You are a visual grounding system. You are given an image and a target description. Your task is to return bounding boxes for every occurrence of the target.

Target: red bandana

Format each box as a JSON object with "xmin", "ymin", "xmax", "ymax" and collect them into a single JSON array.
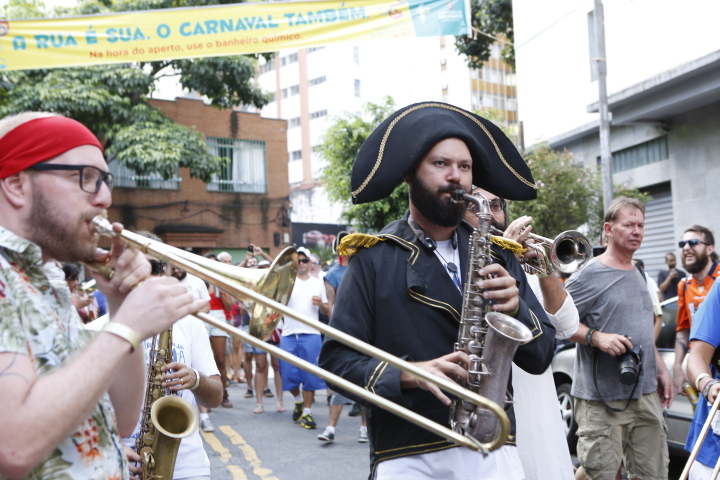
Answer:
[{"xmin": 0, "ymin": 116, "xmax": 104, "ymax": 179}]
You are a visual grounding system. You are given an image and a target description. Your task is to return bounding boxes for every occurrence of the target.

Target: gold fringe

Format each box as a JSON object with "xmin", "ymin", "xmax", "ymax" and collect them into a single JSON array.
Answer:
[
  {"xmin": 491, "ymin": 235, "xmax": 526, "ymax": 256},
  {"xmin": 338, "ymin": 233, "xmax": 387, "ymax": 257}
]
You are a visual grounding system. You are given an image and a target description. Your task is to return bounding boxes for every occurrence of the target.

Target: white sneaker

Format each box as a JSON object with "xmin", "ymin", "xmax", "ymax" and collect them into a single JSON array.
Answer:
[
  {"xmin": 318, "ymin": 427, "xmax": 335, "ymax": 442},
  {"xmin": 358, "ymin": 429, "xmax": 368, "ymax": 443},
  {"xmin": 200, "ymin": 418, "xmax": 215, "ymax": 432}
]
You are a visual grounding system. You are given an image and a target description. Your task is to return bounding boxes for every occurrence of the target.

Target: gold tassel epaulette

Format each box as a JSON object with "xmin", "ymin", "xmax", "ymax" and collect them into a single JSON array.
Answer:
[
  {"xmin": 338, "ymin": 233, "xmax": 387, "ymax": 257},
  {"xmin": 490, "ymin": 235, "xmax": 526, "ymax": 256}
]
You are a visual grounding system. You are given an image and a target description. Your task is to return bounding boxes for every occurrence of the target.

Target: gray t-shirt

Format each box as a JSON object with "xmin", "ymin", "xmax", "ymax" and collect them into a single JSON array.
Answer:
[{"xmin": 565, "ymin": 258, "xmax": 657, "ymax": 401}]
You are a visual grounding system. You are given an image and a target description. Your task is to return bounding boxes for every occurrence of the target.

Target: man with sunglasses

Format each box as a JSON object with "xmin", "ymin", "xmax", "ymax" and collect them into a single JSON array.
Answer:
[
  {"xmin": 0, "ymin": 112, "xmax": 205, "ymax": 479},
  {"xmin": 673, "ymin": 226, "xmax": 719, "ymax": 396},
  {"xmin": 278, "ymin": 246, "xmax": 330, "ymax": 429}
]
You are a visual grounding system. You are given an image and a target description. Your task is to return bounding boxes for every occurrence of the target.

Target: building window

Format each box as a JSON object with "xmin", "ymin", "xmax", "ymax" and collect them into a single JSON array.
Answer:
[
  {"xmin": 259, "ymin": 61, "xmax": 275, "ymax": 74},
  {"xmin": 310, "ymin": 110, "xmax": 327, "ymax": 120},
  {"xmin": 288, "ymin": 117, "xmax": 301, "ymax": 128},
  {"xmin": 354, "ymin": 79, "xmax": 361, "ymax": 98},
  {"xmin": 309, "ymin": 76, "xmax": 326, "ymax": 86},
  {"xmin": 309, "ymin": 46, "xmax": 324, "ymax": 53},
  {"xmin": 206, "ymin": 137, "xmax": 267, "ymax": 193},
  {"xmin": 281, "ymin": 85, "xmax": 299, "ymax": 98},
  {"xmin": 281, "ymin": 52, "xmax": 298, "ymax": 66},
  {"xmin": 612, "ymin": 136, "xmax": 669, "ymax": 173},
  {"xmin": 109, "ymin": 162, "xmax": 180, "ymax": 190},
  {"xmin": 268, "ymin": 92, "xmax": 276, "ymax": 103},
  {"xmin": 353, "ymin": 46, "xmax": 360, "ymax": 65},
  {"xmin": 290, "ymin": 150, "xmax": 302, "ymax": 162}
]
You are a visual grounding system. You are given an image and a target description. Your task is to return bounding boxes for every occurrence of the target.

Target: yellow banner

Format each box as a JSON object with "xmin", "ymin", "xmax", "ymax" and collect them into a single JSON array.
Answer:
[{"xmin": 0, "ymin": 0, "xmax": 470, "ymax": 71}]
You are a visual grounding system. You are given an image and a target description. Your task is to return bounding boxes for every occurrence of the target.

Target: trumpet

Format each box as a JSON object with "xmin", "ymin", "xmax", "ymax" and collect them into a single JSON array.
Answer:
[
  {"xmin": 490, "ymin": 226, "xmax": 592, "ymax": 276},
  {"xmin": 87, "ymin": 216, "xmax": 510, "ymax": 454}
]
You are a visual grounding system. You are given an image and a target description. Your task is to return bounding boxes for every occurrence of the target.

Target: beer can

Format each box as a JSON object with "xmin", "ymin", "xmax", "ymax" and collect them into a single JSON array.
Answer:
[{"xmin": 684, "ymin": 382, "xmax": 699, "ymax": 412}]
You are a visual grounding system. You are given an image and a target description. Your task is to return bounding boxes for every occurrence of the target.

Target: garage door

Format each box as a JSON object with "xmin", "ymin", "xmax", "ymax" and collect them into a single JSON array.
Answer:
[{"xmin": 634, "ymin": 185, "xmax": 675, "ymax": 283}]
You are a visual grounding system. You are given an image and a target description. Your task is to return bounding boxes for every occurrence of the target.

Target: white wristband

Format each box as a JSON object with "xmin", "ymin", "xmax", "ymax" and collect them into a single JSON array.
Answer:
[
  {"xmin": 191, "ymin": 368, "xmax": 201, "ymax": 390},
  {"xmin": 696, "ymin": 373, "xmax": 712, "ymax": 391}
]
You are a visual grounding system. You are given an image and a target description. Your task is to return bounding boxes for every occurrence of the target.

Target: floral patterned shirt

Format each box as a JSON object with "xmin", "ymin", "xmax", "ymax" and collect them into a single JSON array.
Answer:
[{"xmin": 0, "ymin": 227, "xmax": 128, "ymax": 480}]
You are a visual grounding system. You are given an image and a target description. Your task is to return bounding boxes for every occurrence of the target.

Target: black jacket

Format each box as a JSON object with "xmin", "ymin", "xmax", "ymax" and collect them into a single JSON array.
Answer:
[{"xmin": 318, "ymin": 213, "xmax": 556, "ymax": 473}]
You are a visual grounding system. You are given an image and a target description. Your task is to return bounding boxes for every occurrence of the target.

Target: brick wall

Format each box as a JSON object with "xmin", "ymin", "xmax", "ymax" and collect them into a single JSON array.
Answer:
[{"xmin": 108, "ymin": 97, "xmax": 290, "ymax": 258}]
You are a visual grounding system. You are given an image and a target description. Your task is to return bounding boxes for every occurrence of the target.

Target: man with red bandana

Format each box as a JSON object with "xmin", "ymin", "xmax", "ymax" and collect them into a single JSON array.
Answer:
[
  {"xmin": 673, "ymin": 225, "xmax": 719, "ymax": 395},
  {"xmin": 0, "ymin": 112, "xmax": 206, "ymax": 479}
]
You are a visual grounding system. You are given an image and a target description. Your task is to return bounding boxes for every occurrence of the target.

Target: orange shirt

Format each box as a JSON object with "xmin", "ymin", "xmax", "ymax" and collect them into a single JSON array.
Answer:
[{"xmin": 677, "ymin": 261, "xmax": 720, "ymax": 331}]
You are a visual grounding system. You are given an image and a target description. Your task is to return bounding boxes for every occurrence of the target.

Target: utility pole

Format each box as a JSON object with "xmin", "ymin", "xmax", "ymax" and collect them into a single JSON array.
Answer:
[{"xmin": 594, "ymin": 0, "xmax": 613, "ymax": 211}]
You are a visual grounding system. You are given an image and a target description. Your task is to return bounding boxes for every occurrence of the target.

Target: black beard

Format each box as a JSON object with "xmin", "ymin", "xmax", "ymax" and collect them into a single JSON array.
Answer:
[
  {"xmin": 684, "ymin": 253, "xmax": 709, "ymax": 274},
  {"xmin": 409, "ymin": 175, "xmax": 465, "ymax": 228},
  {"xmin": 172, "ymin": 269, "xmax": 188, "ymax": 281}
]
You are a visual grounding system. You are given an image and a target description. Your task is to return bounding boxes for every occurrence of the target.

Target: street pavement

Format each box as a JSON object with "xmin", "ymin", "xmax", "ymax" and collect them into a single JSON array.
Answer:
[
  {"xmin": 198, "ymin": 376, "xmax": 689, "ymax": 480},
  {"xmin": 199, "ymin": 378, "xmax": 371, "ymax": 480}
]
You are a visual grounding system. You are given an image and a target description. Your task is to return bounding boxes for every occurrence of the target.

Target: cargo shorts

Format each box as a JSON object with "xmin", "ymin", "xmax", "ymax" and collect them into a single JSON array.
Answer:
[{"xmin": 575, "ymin": 392, "xmax": 669, "ymax": 480}]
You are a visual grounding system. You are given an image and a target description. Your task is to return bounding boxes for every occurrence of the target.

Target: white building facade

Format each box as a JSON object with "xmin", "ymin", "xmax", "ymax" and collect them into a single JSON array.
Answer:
[
  {"xmin": 512, "ymin": 0, "xmax": 720, "ymax": 279},
  {"xmin": 256, "ymin": 36, "xmax": 518, "ymax": 227}
]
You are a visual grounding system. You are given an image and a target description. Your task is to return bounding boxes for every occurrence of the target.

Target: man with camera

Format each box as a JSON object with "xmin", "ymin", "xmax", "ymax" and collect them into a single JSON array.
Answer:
[{"xmin": 565, "ymin": 196, "xmax": 673, "ymax": 480}]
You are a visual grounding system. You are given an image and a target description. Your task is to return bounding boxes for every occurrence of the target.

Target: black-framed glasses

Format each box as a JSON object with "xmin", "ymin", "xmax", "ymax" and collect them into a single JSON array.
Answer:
[
  {"xmin": 679, "ymin": 239, "xmax": 709, "ymax": 248},
  {"xmin": 298, "ymin": 258, "xmax": 310, "ymax": 264},
  {"xmin": 29, "ymin": 164, "xmax": 114, "ymax": 194},
  {"xmin": 149, "ymin": 260, "xmax": 167, "ymax": 275},
  {"xmin": 468, "ymin": 197, "xmax": 506, "ymax": 213}
]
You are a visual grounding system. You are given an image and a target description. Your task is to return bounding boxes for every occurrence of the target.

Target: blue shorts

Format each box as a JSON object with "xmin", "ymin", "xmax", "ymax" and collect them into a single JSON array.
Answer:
[
  {"xmin": 279, "ymin": 333, "xmax": 326, "ymax": 392},
  {"xmin": 241, "ymin": 325, "xmax": 268, "ymax": 355}
]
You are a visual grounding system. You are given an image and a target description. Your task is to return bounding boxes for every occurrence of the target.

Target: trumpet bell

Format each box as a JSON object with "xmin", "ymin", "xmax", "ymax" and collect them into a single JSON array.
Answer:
[{"xmin": 550, "ymin": 231, "xmax": 593, "ymax": 274}]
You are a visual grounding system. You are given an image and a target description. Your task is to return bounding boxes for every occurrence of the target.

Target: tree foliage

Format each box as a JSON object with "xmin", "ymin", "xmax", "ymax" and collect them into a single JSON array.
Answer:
[
  {"xmin": 318, "ymin": 97, "xmax": 405, "ymax": 233},
  {"xmin": 0, "ymin": 0, "xmax": 271, "ymax": 181},
  {"xmin": 455, "ymin": 0, "xmax": 515, "ymax": 70},
  {"xmin": 506, "ymin": 144, "xmax": 652, "ymax": 242}
]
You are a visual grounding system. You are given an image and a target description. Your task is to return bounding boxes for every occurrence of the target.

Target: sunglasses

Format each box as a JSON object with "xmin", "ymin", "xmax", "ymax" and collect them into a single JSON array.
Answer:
[
  {"xmin": 149, "ymin": 260, "xmax": 167, "ymax": 275},
  {"xmin": 29, "ymin": 163, "xmax": 114, "ymax": 194},
  {"xmin": 298, "ymin": 258, "xmax": 310, "ymax": 264},
  {"xmin": 679, "ymin": 239, "xmax": 709, "ymax": 248}
]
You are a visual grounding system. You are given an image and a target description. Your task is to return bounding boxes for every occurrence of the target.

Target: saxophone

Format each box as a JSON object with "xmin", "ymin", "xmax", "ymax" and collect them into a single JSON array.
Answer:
[
  {"xmin": 449, "ymin": 190, "xmax": 533, "ymax": 445},
  {"xmin": 136, "ymin": 328, "xmax": 199, "ymax": 480}
]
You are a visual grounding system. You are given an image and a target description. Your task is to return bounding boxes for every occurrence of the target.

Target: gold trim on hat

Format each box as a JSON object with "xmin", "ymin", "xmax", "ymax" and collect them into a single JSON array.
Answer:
[{"xmin": 352, "ymin": 103, "xmax": 537, "ymax": 199}]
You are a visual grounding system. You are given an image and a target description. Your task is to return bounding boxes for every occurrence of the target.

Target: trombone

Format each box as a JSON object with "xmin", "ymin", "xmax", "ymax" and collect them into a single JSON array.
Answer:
[
  {"xmin": 680, "ymin": 394, "xmax": 720, "ymax": 480},
  {"xmin": 87, "ymin": 216, "xmax": 509, "ymax": 454}
]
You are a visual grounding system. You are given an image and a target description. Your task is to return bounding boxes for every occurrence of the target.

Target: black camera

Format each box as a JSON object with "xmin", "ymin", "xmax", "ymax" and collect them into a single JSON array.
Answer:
[{"xmin": 617, "ymin": 345, "xmax": 643, "ymax": 385}]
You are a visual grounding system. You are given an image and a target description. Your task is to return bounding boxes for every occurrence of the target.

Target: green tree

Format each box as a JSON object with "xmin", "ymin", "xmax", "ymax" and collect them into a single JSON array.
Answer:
[
  {"xmin": 0, "ymin": 0, "xmax": 271, "ymax": 181},
  {"xmin": 318, "ymin": 97, "xmax": 403, "ymax": 233},
  {"xmin": 455, "ymin": 0, "xmax": 514, "ymax": 70},
  {"xmin": 506, "ymin": 144, "xmax": 652, "ymax": 242}
]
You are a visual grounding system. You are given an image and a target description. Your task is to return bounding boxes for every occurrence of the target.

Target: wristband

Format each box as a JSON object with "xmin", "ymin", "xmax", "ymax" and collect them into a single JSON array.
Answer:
[
  {"xmin": 102, "ymin": 322, "xmax": 141, "ymax": 352},
  {"xmin": 191, "ymin": 368, "xmax": 201, "ymax": 391},
  {"xmin": 702, "ymin": 380, "xmax": 719, "ymax": 400},
  {"xmin": 696, "ymin": 373, "xmax": 712, "ymax": 391},
  {"xmin": 586, "ymin": 328, "xmax": 597, "ymax": 346}
]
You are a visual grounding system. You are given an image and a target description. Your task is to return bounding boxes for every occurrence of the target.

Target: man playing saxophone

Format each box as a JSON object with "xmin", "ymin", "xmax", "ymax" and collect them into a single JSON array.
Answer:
[
  {"xmin": 89, "ymin": 232, "xmax": 223, "ymax": 480},
  {"xmin": 318, "ymin": 103, "xmax": 556, "ymax": 480},
  {"xmin": 0, "ymin": 112, "xmax": 206, "ymax": 479}
]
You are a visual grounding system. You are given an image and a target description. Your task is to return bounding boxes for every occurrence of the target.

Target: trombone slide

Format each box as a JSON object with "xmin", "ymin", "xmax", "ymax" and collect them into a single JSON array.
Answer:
[{"xmin": 88, "ymin": 216, "xmax": 510, "ymax": 454}]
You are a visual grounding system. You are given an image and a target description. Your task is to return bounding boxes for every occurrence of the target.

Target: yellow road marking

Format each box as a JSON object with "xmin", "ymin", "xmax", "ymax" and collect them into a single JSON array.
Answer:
[
  {"xmin": 227, "ymin": 464, "xmax": 250, "ymax": 480},
  {"xmin": 200, "ymin": 430, "xmax": 233, "ymax": 463},
  {"xmin": 220, "ymin": 425, "xmax": 280, "ymax": 480}
]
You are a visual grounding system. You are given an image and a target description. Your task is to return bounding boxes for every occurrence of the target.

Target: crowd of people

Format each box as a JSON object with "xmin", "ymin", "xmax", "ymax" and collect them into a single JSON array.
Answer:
[{"xmin": 1, "ymin": 107, "xmax": 719, "ymax": 480}]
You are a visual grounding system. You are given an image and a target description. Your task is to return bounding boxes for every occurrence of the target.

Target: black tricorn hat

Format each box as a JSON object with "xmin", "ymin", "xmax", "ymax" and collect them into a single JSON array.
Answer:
[{"xmin": 350, "ymin": 102, "xmax": 537, "ymax": 204}]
